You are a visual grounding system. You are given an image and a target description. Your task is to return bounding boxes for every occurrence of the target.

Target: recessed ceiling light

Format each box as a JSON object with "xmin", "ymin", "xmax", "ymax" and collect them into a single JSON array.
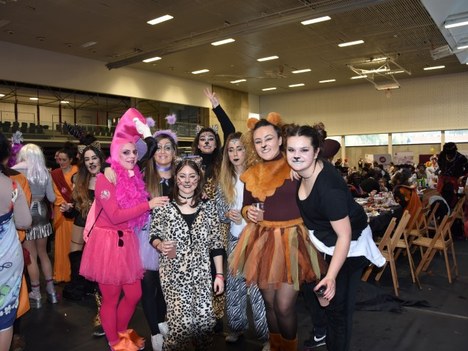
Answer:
[
  {"xmin": 262, "ymin": 87, "xmax": 277, "ymax": 91},
  {"xmin": 143, "ymin": 56, "xmax": 162, "ymax": 63},
  {"xmin": 211, "ymin": 38, "xmax": 235, "ymax": 46},
  {"xmin": 257, "ymin": 56, "xmax": 279, "ymax": 62},
  {"xmin": 29, "ymin": 97, "xmax": 39, "ymax": 101},
  {"xmin": 350, "ymin": 75, "xmax": 367, "ymax": 79},
  {"xmin": 289, "ymin": 83, "xmax": 305, "ymax": 88},
  {"xmin": 292, "ymin": 68, "xmax": 311, "ymax": 74},
  {"xmin": 301, "ymin": 16, "xmax": 331, "ymax": 25},
  {"xmin": 423, "ymin": 65, "xmax": 445, "ymax": 71},
  {"xmin": 147, "ymin": 15, "xmax": 174, "ymax": 25},
  {"xmin": 338, "ymin": 40, "xmax": 364, "ymax": 47},
  {"xmin": 60, "ymin": 100, "xmax": 70, "ymax": 104},
  {"xmin": 81, "ymin": 41, "xmax": 97, "ymax": 48},
  {"xmin": 230, "ymin": 79, "xmax": 246, "ymax": 84},
  {"xmin": 319, "ymin": 79, "xmax": 336, "ymax": 83},
  {"xmin": 191, "ymin": 69, "xmax": 209, "ymax": 74}
]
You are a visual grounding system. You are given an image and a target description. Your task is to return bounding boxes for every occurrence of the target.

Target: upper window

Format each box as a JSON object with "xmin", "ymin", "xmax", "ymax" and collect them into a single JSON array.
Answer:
[
  {"xmin": 445, "ymin": 130, "xmax": 468, "ymax": 143},
  {"xmin": 344, "ymin": 134, "xmax": 387, "ymax": 146},
  {"xmin": 392, "ymin": 131, "xmax": 441, "ymax": 145}
]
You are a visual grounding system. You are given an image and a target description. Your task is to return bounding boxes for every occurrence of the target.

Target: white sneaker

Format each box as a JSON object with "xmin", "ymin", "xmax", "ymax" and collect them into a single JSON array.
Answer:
[
  {"xmin": 151, "ymin": 334, "xmax": 164, "ymax": 351},
  {"xmin": 261, "ymin": 341, "xmax": 271, "ymax": 351},
  {"xmin": 158, "ymin": 322, "xmax": 169, "ymax": 336},
  {"xmin": 225, "ymin": 332, "xmax": 243, "ymax": 343}
]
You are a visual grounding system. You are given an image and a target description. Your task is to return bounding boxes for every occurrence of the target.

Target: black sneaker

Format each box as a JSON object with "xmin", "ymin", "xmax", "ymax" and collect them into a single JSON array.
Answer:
[
  {"xmin": 93, "ymin": 324, "xmax": 105, "ymax": 337},
  {"xmin": 303, "ymin": 333, "xmax": 326, "ymax": 349}
]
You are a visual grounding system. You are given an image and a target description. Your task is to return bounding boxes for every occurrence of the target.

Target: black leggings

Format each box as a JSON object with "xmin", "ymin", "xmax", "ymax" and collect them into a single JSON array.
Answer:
[{"xmin": 140, "ymin": 270, "xmax": 167, "ymax": 335}]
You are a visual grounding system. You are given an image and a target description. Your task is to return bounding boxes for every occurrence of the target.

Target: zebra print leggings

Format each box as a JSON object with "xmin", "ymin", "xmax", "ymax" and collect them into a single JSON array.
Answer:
[{"xmin": 226, "ymin": 236, "xmax": 269, "ymax": 342}]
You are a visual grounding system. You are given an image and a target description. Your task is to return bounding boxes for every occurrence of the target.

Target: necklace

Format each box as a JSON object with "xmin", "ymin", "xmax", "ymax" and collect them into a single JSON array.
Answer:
[
  {"xmin": 178, "ymin": 194, "xmax": 194, "ymax": 200},
  {"xmin": 301, "ymin": 159, "xmax": 318, "ymax": 180},
  {"xmin": 157, "ymin": 165, "xmax": 172, "ymax": 172}
]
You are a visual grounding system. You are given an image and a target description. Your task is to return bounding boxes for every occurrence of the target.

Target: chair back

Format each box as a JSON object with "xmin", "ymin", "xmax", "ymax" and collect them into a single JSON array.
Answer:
[{"xmin": 390, "ymin": 210, "xmax": 411, "ymax": 250}]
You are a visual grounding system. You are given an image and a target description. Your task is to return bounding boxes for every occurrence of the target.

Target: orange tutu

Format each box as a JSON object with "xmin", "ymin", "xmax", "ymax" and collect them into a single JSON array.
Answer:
[{"xmin": 229, "ymin": 218, "xmax": 326, "ymax": 290}]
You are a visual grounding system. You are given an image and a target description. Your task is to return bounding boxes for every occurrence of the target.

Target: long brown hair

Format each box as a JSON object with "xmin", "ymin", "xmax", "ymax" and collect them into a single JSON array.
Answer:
[
  {"xmin": 72, "ymin": 145, "xmax": 104, "ymax": 218},
  {"xmin": 144, "ymin": 134, "xmax": 177, "ymax": 197},
  {"xmin": 173, "ymin": 158, "xmax": 204, "ymax": 207}
]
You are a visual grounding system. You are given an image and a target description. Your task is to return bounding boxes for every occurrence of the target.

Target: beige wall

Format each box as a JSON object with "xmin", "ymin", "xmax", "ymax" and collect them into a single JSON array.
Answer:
[
  {"xmin": 1, "ymin": 40, "xmax": 467, "ymax": 165},
  {"xmin": 0, "ymin": 41, "xmax": 215, "ymax": 108},
  {"xmin": 259, "ymin": 72, "xmax": 468, "ymax": 135}
]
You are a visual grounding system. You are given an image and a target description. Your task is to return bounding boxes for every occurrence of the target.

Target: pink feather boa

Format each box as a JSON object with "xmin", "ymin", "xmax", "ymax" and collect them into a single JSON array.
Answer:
[{"xmin": 110, "ymin": 160, "xmax": 149, "ymax": 231}]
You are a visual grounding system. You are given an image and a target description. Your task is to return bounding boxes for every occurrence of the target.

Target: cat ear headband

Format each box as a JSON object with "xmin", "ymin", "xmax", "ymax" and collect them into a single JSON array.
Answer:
[
  {"xmin": 174, "ymin": 155, "xmax": 203, "ymax": 169},
  {"xmin": 195, "ymin": 124, "xmax": 219, "ymax": 135}
]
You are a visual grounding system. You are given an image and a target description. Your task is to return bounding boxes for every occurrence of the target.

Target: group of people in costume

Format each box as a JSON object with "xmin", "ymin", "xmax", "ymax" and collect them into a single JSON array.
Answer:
[{"xmin": 0, "ymin": 88, "xmax": 388, "ymax": 351}]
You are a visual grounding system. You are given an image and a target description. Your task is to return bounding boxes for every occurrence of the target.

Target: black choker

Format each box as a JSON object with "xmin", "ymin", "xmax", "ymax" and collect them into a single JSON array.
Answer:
[
  {"xmin": 179, "ymin": 194, "xmax": 194, "ymax": 200},
  {"xmin": 157, "ymin": 165, "xmax": 172, "ymax": 172}
]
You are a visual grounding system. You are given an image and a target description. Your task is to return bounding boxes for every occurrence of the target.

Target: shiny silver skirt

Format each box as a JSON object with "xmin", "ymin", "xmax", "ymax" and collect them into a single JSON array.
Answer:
[{"xmin": 26, "ymin": 199, "xmax": 53, "ymax": 240}]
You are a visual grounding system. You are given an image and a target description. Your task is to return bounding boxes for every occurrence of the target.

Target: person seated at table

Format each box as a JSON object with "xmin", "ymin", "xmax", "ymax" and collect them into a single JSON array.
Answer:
[
  {"xmin": 347, "ymin": 172, "xmax": 377, "ymax": 198},
  {"xmin": 421, "ymin": 188, "xmax": 450, "ymax": 229},
  {"xmin": 359, "ymin": 169, "xmax": 381, "ymax": 194},
  {"xmin": 391, "ymin": 171, "xmax": 422, "ymax": 220}
]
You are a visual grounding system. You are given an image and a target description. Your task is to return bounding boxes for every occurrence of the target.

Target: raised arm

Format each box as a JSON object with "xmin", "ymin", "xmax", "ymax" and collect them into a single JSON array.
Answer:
[{"xmin": 204, "ymin": 88, "xmax": 235, "ymax": 144}]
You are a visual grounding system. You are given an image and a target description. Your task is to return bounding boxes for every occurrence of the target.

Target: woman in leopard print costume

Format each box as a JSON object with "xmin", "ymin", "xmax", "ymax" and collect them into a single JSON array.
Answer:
[{"xmin": 150, "ymin": 158, "xmax": 225, "ymax": 350}]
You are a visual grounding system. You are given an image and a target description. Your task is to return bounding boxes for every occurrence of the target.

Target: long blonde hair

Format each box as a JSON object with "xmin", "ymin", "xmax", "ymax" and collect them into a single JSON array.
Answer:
[{"xmin": 218, "ymin": 132, "xmax": 245, "ymax": 206}]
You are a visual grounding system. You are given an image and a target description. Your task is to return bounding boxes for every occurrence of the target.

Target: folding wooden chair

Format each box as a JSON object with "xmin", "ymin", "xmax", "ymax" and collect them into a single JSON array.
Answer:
[
  {"xmin": 364, "ymin": 211, "xmax": 411, "ymax": 296},
  {"xmin": 413, "ymin": 213, "xmax": 459, "ymax": 283},
  {"xmin": 362, "ymin": 216, "xmax": 397, "ymax": 284},
  {"xmin": 394, "ymin": 209, "xmax": 422, "ymax": 289},
  {"xmin": 425, "ymin": 201, "xmax": 441, "ymax": 235}
]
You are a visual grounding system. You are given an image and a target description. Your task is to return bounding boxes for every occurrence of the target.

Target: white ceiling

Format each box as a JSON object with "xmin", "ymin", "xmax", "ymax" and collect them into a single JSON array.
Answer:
[{"xmin": 1, "ymin": 0, "xmax": 468, "ymax": 96}]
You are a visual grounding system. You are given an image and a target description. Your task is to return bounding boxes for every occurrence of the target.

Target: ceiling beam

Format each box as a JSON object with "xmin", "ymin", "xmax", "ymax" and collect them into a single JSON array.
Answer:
[{"xmin": 106, "ymin": 0, "xmax": 390, "ymax": 70}]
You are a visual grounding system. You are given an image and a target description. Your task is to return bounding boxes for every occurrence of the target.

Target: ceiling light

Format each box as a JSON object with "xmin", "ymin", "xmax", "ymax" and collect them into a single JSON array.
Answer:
[
  {"xmin": 143, "ymin": 56, "xmax": 162, "ymax": 63},
  {"xmin": 292, "ymin": 68, "xmax": 311, "ymax": 74},
  {"xmin": 386, "ymin": 70, "xmax": 405, "ymax": 74},
  {"xmin": 147, "ymin": 15, "xmax": 173, "ymax": 25},
  {"xmin": 230, "ymin": 79, "xmax": 246, "ymax": 84},
  {"xmin": 289, "ymin": 83, "xmax": 305, "ymax": 88},
  {"xmin": 456, "ymin": 40, "xmax": 468, "ymax": 50},
  {"xmin": 29, "ymin": 97, "xmax": 38, "ymax": 101},
  {"xmin": 211, "ymin": 38, "xmax": 235, "ymax": 46},
  {"xmin": 301, "ymin": 16, "xmax": 331, "ymax": 25},
  {"xmin": 423, "ymin": 65, "xmax": 445, "ymax": 71},
  {"xmin": 262, "ymin": 87, "xmax": 277, "ymax": 91},
  {"xmin": 375, "ymin": 82, "xmax": 400, "ymax": 90},
  {"xmin": 444, "ymin": 12, "xmax": 468, "ymax": 29},
  {"xmin": 0, "ymin": 93, "xmax": 5, "ymax": 97},
  {"xmin": 191, "ymin": 69, "xmax": 209, "ymax": 74},
  {"xmin": 338, "ymin": 40, "xmax": 364, "ymax": 47},
  {"xmin": 249, "ymin": 113, "xmax": 260, "ymax": 119},
  {"xmin": 81, "ymin": 41, "xmax": 97, "ymax": 48},
  {"xmin": 319, "ymin": 79, "xmax": 336, "ymax": 83},
  {"xmin": 60, "ymin": 100, "xmax": 70, "ymax": 104},
  {"xmin": 257, "ymin": 55, "xmax": 279, "ymax": 62},
  {"xmin": 350, "ymin": 75, "xmax": 367, "ymax": 79}
]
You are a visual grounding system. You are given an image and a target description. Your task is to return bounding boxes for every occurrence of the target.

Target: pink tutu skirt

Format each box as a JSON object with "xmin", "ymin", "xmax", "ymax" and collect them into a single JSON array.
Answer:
[{"xmin": 80, "ymin": 227, "xmax": 144, "ymax": 285}]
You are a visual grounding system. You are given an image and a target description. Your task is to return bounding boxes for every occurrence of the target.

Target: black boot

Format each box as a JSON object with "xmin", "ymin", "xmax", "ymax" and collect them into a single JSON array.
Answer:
[{"xmin": 62, "ymin": 251, "xmax": 85, "ymax": 301}]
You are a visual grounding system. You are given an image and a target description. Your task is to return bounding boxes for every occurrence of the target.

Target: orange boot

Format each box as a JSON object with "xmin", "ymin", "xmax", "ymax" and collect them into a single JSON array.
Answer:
[
  {"xmin": 118, "ymin": 329, "xmax": 145, "ymax": 350},
  {"xmin": 280, "ymin": 336, "xmax": 297, "ymax": 351},
  {"xmin": 269, "ymin": 333, "xmax": 282, "ymax": 351},
  {"xmin": 110, "ymin": 336, "xmax": 138, "ymax": 351}
]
